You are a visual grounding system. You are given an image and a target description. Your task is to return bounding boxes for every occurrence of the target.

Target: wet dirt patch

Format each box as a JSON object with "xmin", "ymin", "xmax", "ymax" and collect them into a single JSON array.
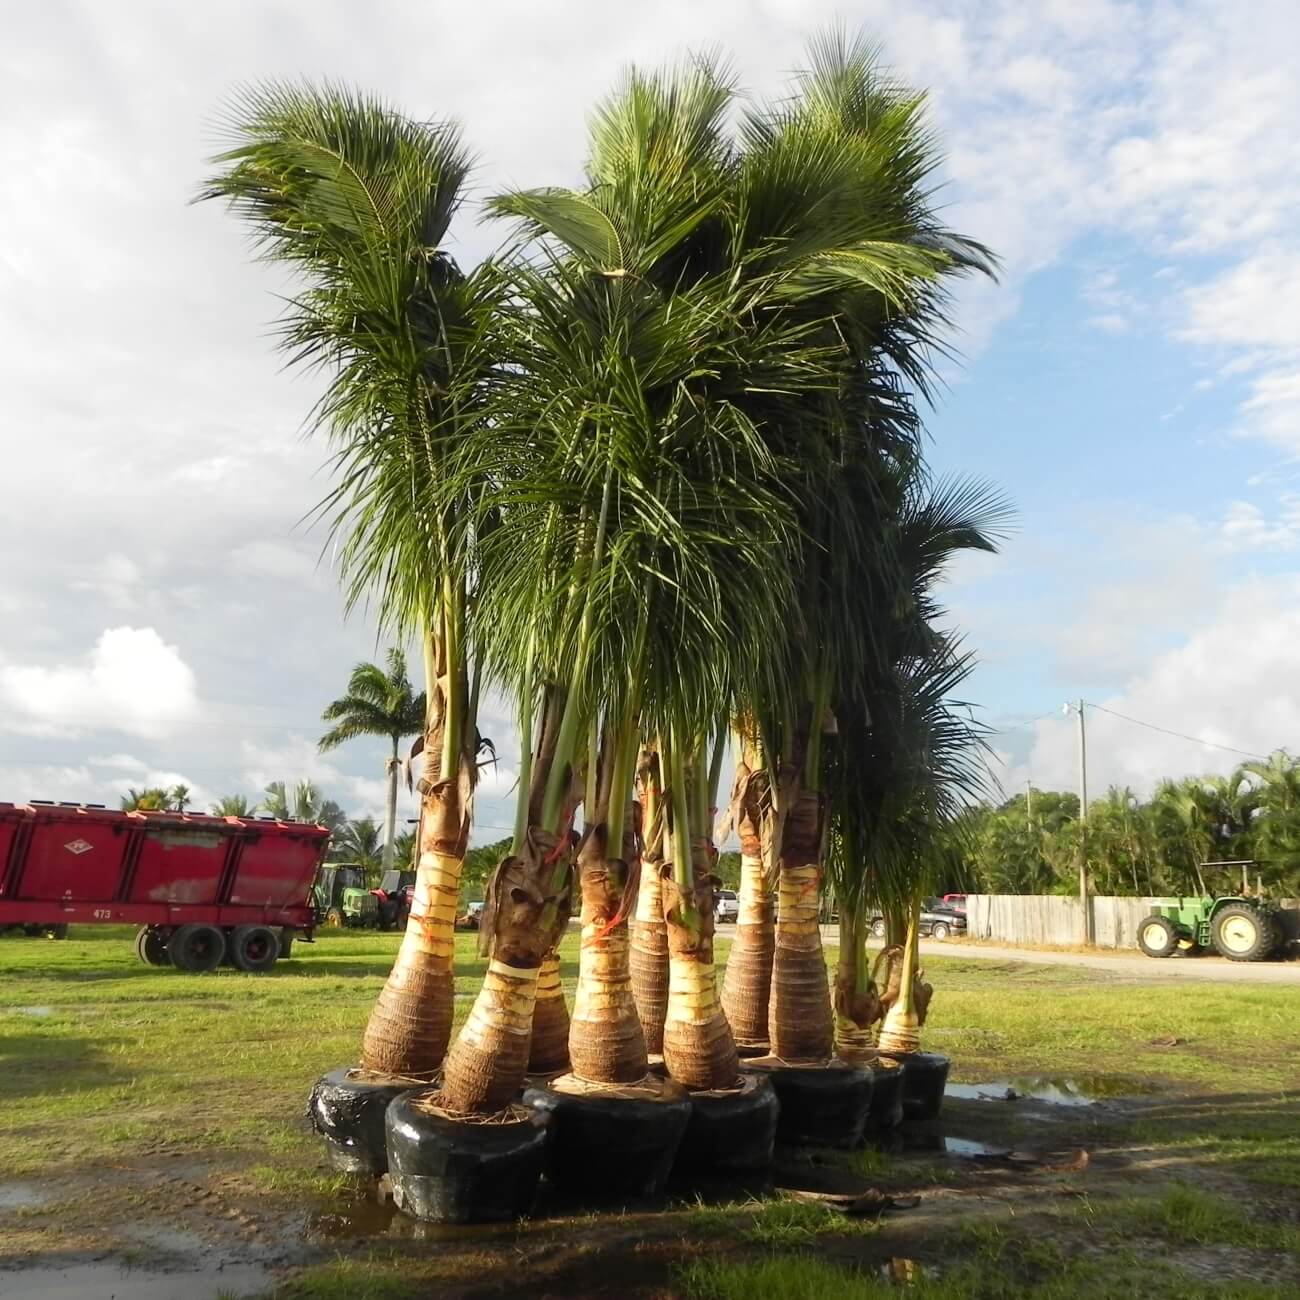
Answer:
[
  {"xmin": 0, "ymin": 1183, "xmax": 47, "ymax": 1209},
  {"xmin": 946, "ymin": 1075, "xmax": 1163, "ymax": 1106},
  {"xmin": 0, "ymin": 1256, "xmax": 269, "ymax": 1299}
]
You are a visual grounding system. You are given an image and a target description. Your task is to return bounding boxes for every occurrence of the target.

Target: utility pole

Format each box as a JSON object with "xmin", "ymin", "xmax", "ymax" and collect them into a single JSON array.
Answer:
[{"xmin": 1072, "ymin": 699, "xmax": 1090, "ymax": 943}]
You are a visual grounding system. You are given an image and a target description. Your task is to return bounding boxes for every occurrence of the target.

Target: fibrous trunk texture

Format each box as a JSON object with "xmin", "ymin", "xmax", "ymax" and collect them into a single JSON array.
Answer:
[
  {"xmin": 767, "ymin": 791, "xmax": 834, "ymax": 1064},
  {"xmin": 568, "ymin": 820, "xmax": 646, "ymax": 1082},
  {"xmin": 661, "ymin": 846, "xmax": 740, "ymax": 1091},
  {"xmin": 629, "ymin": 861, "xmax": 668, "ymax": 1054},
  {"xmin": 877, "ymin": 922, "xmax": 932, "ymax": 1056},
  {"xmin": 720, "ymin": 850, "xmax": 774, "ymax": 1050},
  {"xmin": 440, "ymin": 830, "xmax": 570, "ymax": 1114},
  {"xmin": 528, "ymin": 951, "xmax": 570, "ymax": 1074},
  {"xmin": 360, "ymin": 779, "xmax": 466, "ymax": 1078}
]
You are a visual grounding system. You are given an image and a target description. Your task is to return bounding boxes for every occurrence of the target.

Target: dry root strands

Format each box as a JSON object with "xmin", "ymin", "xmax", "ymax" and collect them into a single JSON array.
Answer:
[
  {"xmin": 767, "ymin": 791, "xmax": 834, "ymax": 1063},
  {"xmin": 361, "ymin": 762, "xmax": 471, "ymax": 1078},
  {"xmin": 660, "ymin": 854, "xmax": 740, "ymax": 1091},
  {"xmin": 440, "ymin": 832, "xmax": 571, "ymax": 1114}
]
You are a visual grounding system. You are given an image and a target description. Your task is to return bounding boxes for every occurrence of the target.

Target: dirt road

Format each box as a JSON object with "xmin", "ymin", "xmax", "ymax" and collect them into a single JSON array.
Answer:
[{"xmin": 917, "ymin": 937, "xmax": 1299, "ymax": 983}]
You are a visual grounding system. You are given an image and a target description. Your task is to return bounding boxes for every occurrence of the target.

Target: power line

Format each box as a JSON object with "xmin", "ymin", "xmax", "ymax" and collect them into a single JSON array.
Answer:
[
  {"xmin": 1084, "ymin": 702, "xmax": 1270, "ymax": 761},
  {"xmin": 987, "ymin": 708, "xmax": 1060, "ymax": 736}
]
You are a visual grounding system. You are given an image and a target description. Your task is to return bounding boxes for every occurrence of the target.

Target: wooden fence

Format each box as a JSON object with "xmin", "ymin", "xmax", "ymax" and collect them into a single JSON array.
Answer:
[{"xmin": 964, "ymin": 894, "xmax": 1300, "ymax": 949}]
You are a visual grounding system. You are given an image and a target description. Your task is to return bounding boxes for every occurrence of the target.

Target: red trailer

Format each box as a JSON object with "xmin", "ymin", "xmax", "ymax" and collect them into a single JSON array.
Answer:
[{"xmin": 0, "ymin": 802, "xmax": 328, "ymax": 972}]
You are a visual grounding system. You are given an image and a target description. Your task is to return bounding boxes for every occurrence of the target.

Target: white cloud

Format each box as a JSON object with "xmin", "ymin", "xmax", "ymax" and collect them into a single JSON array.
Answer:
[
  {"xmin": 0, "ymin": 627, "xmax": 200, "ymax": 739},
  {"xmin": 1006, "ymin": 575, "xmax": 1300, "ymax": 796}
]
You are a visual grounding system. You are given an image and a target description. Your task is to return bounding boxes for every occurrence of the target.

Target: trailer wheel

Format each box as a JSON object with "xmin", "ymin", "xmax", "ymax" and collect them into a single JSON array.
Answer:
[
  {"xmin": 168, "ymin": 923, "xmax": 226, "ymax": 972},
  {"xmin": 135, "ymin": 926, "xmax": 170, "ymax": 966},
  {"xmin": 229, "ymin": 925, "xmax": 280, "ymax": 973}
]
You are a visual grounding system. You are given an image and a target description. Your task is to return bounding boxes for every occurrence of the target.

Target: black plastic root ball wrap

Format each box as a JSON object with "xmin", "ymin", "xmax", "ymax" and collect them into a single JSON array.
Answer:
[
  {"xmin": 674, "ymin": 1073, "xmax": 780, "ymax": 1174},
  {"xmin": 888, "ymin": 1052, "xmax": 951, "ymax": 1122},
  {"xmin": 308, "ymin": 1067, "xmax": 417, "ymax": 1176},
  {"xmin": 866, "ymin": 1059, "xmax": 906, "ymax": 1130},
  {"xmin": 743, "ymin": 1059, "xmax": 873, "ymax": 1149},
  {"xmin": 385, "ymin": 1092, "xmax": 553, "ymax": 1224},
  {"xmin": 523, "ymin": 1074, "xmax": 692, "ymax": 1199}
]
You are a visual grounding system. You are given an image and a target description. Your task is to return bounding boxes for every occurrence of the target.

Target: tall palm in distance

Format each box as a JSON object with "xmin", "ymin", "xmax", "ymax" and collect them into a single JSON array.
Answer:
[
  {"xmin": 260, "ymin": 779, "xmax": 348, "ymax": 836},
  {"xmin": 319, "ymin": 648, "xmax": 426, "ymax": 871}
]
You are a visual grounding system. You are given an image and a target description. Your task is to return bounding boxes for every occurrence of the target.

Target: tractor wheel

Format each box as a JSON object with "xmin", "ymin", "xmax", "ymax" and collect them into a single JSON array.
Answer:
[
  {"xmin": 135, "ymin": 926, "xmax": 170, "ymax": 967},
  {"xmin": 324, "ymin": 907, "xmax": 346, "ymax": 930},
  {"xmin": 871, "ymin": 918, "xmax": 887, "ymax": 939},
  {"xmin": 229, "ymin": 925, "xmax": 280, "ymax": 974},
  {"xmin": 44, "ymin": 924, "xmax": 69, "ymax": 940},
  {"xmin": 1211, "ymin": 905, "xmax": 1272, "ymax": 962},
  {"xmin": 1138, "ymin": 915, "xmax": 1179, "ymax": 958},
  {"xmin": 168, "ymin": 923, "xmax": 226, "ymax": 973}
]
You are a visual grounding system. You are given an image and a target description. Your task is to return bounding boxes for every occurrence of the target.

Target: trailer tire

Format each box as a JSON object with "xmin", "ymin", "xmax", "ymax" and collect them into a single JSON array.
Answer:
[
  {"xmin": 229, "ymin": 925, "xmax": 280, "ymax": 973},
  {"xmin": 168, "ymin": 923, "xmax": 226, "ymax": 972},
  {"xmin": 135, "ymin": 927, "xmax": 170, "ymax": 967}
]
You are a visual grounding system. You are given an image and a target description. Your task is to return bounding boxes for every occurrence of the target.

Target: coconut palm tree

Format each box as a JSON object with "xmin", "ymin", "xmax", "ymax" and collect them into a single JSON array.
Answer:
[
  {"xmin": 319, "ymin": 648, "xmax": 427, "ymax": 872},
  {"xmin": 332, "ymin": 816, "xmax": 386, "ymax": 883},
  {"xmin": 260, "ymin": 780, "xmax": 348, "ymax": 834},
  {"xmin": 204, "ymin": 85, "xmax": 502, "ymax": 1079},
  {"xmin": 713, "ymin": 33, "xmax": 997, "ymax": 1063}
]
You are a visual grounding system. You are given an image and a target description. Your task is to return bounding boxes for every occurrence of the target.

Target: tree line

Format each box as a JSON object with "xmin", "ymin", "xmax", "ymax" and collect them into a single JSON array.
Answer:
[{"xmin": 954, "ymin": 752, "xmax": 1300, "ymax": 898}]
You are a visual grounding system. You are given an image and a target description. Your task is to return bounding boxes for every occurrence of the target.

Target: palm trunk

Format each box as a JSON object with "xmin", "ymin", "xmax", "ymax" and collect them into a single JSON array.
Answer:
[
  {"xmin": 832, "ymin": 898, "xmax": 881, "ymax": 1064},
  {"xmin": 440, "ymin": 830, "xmax": 571, "ymax": 1113},
  {"xmin": 719, "ymin": 818, "xmax": 774, "ymax": 1050},
  {"xmin": 878, "ymin": 907, "xmax": 931, "ymax": 1055},
  {"xmin": 381, "ymin": 737, "xmax": 399, "ymax": 873},
  {"xmin": 660, "ymin": 736, "xmax": 739, "ymax": 1091},
  {"xmin": 528, "ymin": 950, "xmax": 570, "ymax": 1074},
  {"xmin": 630, "ymin": 760, "xmax": 668, "ymax": 1053},
  {"xmin": 768, "ymin": 789, "xmax": 834, "ymax": 1063},
  {"xmin": 360, "ymin": 785, "xmax": 465, "ymax": 1077},
  {"xmin": 569, "ymin": 710, "xmax": 646, "ymax": 1083}
]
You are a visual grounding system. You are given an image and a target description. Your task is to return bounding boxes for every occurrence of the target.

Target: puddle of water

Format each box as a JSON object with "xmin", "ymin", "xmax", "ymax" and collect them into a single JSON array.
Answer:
[
  {"xmin": 0, "ymin": 1185, "xmax": 47, "ymax": 1210},
  {"xmin": 943, "ymin": 1137, "xmax": 1006, "ymax": 1158},
  {"xmin": 867, "ymin": 1131, "xmax": 1005, "ymax": 1158},
  {"xmin": 946, "ymin": 1075, "xmax": 1160, "ymax": 1107},
  {"xmin": 303, "ymin": 1195, "xmax": 512, "ymax": 1243},
  {"xmin": 0, "ymin": 1260, "xmax": 267, "ymax": 1299}
]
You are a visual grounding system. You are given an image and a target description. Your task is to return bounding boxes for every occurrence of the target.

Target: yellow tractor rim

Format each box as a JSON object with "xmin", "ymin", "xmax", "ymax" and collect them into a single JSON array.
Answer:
[
  {"xmin": 1142, "ymin": 922, "xmax": 1168, "ymax": 949},
  {"xmin": 1219, "ymin": 916, "xmax": 1256, "ymax": 953}
]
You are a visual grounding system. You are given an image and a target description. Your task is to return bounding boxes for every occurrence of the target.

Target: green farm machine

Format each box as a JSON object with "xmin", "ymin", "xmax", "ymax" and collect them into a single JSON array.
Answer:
[
  {"xmin": 313, "ymin": 864, "xmax": 379, "ymax": 929},
  {"xmin": 1137, "ymin": 861, "xmax": 1288, "ymax": 962}
]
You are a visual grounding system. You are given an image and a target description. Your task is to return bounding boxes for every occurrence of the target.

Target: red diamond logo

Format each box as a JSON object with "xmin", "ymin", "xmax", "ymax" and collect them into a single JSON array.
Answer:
[{"xmin": 64, "ymin": 838, "xmax": 93, "ymax": 855}]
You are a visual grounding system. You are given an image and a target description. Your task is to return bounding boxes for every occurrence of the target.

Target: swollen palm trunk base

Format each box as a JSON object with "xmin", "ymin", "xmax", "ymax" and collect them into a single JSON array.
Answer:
[
  {"xmin": 660, "ymin": 871, "xmax": 740, "ymax": 1091},
  {"xmin": 440, "ymin": 960, "xmax": 540, "ymax": 1114},
  {"xmin": 630, "ymin": 864, "xmax": 669, "ymax": 1054},
  {"xmin": 528, "ymin": 952, "xmax": 570, "ymax": 1075},
  {"xmin": 361, "ymin": 847, "xmax": 462, "ymax": 1078},
  {"xmin": 569, "ymin": 863, "xmax": 647, "ymax": 1083},
  {"xmin": 720, "ymin": 853, "xmax": 774, "ymax": 1051},
  {"xmin": 768, "ymin": 861, "xmax": 834, "ymax": 1064}
]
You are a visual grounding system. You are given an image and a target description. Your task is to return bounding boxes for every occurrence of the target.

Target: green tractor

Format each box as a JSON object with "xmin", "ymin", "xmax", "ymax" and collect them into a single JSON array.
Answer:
[
  {"xmin": 313, "ymin": 864, "xmax": 379, "ymax": 929},
  {"xmin": 1137, "ymin": 862, "xmax": 1286, "ymax": 962}
]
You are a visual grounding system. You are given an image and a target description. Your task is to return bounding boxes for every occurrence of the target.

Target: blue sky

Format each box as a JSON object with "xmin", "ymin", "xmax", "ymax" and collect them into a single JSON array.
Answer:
[{"xmin": 2, "ymin": 0, "xmax": 1298, "ymax": 838}]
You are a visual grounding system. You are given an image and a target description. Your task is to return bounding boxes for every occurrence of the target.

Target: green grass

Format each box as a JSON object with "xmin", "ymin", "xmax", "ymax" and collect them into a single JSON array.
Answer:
[{"xmin": 2, "ymin": 925, "xmax": 1298, "ymax": 1298}]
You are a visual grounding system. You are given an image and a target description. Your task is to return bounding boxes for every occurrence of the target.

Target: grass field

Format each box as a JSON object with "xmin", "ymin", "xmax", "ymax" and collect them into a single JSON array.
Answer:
[{"xmin": 2, "ymin": 926, "xmax": 1297, "ymax": 1298}]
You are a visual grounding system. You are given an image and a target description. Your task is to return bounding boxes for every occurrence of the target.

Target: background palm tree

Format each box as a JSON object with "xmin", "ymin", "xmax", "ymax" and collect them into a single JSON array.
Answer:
[
  {"xmin": 319, "ymin": 648, "xmax": 427, "ymax": 871},
  {"xmin": 168, "ymin": 784, "xmax": 192, "ymax": 813},
  {"xmin": 259, "ymin": 780, "xmax": 348, "ymax": 836},
  {"xmin": 332, "ymin": 816, "xmax": 386, "ymax": 885},
  {"xmin": 121, "ymin": 787, "xmax": 170, "ymax": 811},
  {"xmin": 209, "ymin": 794, "xmax": 253, "ymax": 817}
]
